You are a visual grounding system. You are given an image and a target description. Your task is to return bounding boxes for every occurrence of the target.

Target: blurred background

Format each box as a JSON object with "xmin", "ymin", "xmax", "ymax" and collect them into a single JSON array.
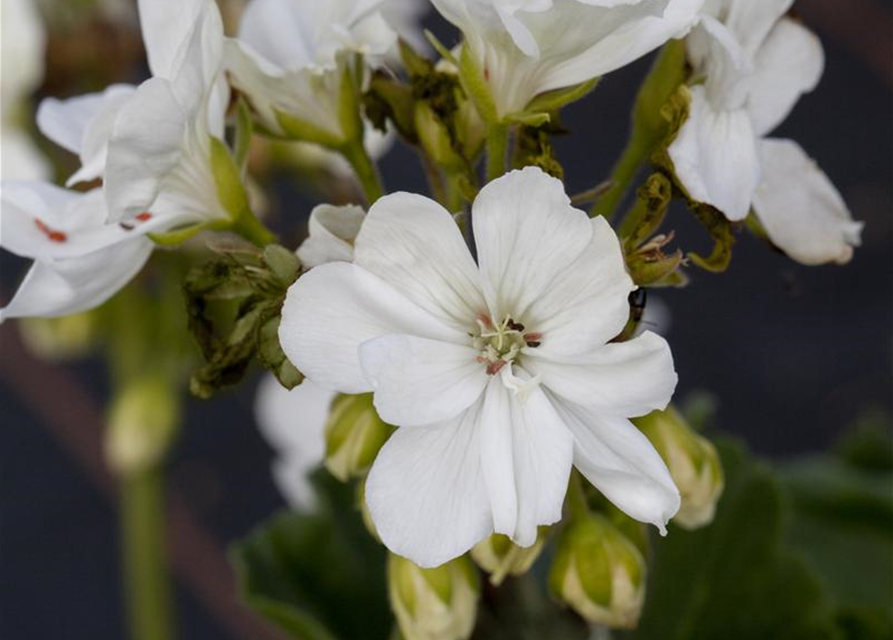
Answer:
[{"xmin": 1, "ymin": 0, "xmax": 891, "ymax": 638}]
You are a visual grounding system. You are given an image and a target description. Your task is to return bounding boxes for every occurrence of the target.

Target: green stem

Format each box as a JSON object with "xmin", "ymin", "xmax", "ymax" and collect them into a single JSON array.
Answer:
[
  {"xmin": 567, "ymin": 470, "xmax": 591, "ymax": 522},
  {"xmin": 485, "ymin": 124, "xmax": 509, "ymax": 183},
  {"xmin": 342, "ymin": 141, "xmax": 385, "ymax": 204},
  {"xmin": 419, "ymin": 150, "xmax": 447, "ymax": 206},
  {"xmin": 231, "ymin": 211, "xmax": 276, "ymax": 247},
  {"xmin": 121, "ymin": 466, "xmax": 175, "ymax": 640},
  {"xmin": 590, "ymin": 130, "xmax": 651, "ymax": 221}
]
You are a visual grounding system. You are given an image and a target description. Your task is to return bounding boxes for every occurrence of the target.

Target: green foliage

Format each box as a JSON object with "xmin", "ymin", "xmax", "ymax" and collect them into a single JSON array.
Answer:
[
  {"xmin": 231, "ymin": 472, "xmax": 392, "ymax": 640},
  {"xmin": 629, "ymin": 440, "xmax": 848, "ymax": 640},
  {"xmin": 184, "ymin": 242, "xmax": 302, "ymax": 398}
]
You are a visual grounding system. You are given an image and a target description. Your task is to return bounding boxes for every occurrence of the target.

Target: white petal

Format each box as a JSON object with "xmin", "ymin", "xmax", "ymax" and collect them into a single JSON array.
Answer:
[
  {"xmin": 753, "ymin": 139, "xmax": 862, "ymax": 266},
  {"xmin": 528, "ymin": 331, "xmax": 677, "ymax": 418},
  {"xmin": 668, "ymin": 85, "xmax": 760, "ymax": 221},
  {"xmin": 37, "ymin": 84, "xmax": 137, "ymax": 186},
  {"xmin": 296, "ymin": 203, "xmax": 365, "ymax": 269},
  {"xmin": 137, "ymin": 0, "xmax": 206, "ymax": 79},
  {"xmin": 479, "ymin": 376, "xmax": 574, "ymax": 547},
  {"xmin": 279, "ymin": 262, "xmax": 467, "ymax": 394},
  {"xmin": 747, "ymin": 18, "xmax": 823, "ymax": 137},
  {"xmin": 359, "ymin": 334, "xmax": 488, "ymax": 427},
  {"xmin": 365, "ymin": 403, "xmax": 493, "ymax": 568},
  {"xmin": 354, "ymin": 191, "xmax": 486, "ymax": 330},
  {"xmin": 549, "ymin": 396, "xmax": 680, "ymax": 531},
  {"xmin": 473, "ymin": 166, "xmax": 594, "ymax": 320},
  {"xmin": 254, "ymin": 374, "xmax": 333, "ymax": 510},
  {"xmin": 0, "ymin": 237, "xmax": 153, "ymax": 321},
  {"xmin": 721, "ymin": 0, "xmax": 792, "ymax": 59},
  {"xmin": 527, "ymin": 216, "xmax": 634, "ymax": 358}
]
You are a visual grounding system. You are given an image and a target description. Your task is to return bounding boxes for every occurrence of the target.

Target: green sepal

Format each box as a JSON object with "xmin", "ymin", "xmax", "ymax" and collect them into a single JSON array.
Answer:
[
  {"xmin": 687, "ymin": 203, "xmax": 736, "ymax": 273},
  {"xmin": 458, "ymin": 42, "xmax": 498, "ymax": 124},
  {"xmin": 148, "ymin": 221, "xmax": 216, "ymax": 246},
  {"xmin": 210, "ymin": 136, "xmax": 251, "ymax": 221},
  {"xmin": 524, "ymin": 78, "xmax": 599, "ymax": 116},
  {"xmin": 505, "ymin": 111, "xmax": 551, "ymax": 127},
  {"xmin": 234, "ymin": 96, "xmax": 254, "ymax": 174}
]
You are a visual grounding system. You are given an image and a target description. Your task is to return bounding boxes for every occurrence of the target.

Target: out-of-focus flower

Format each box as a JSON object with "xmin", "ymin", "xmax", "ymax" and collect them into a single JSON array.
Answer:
[
  {"xmin": 280, "ymin": 166, "xmax": 680, "ymax": 568},
  {"xmin": 430, "ymin": 0, "xmax": 703, "ymax": 119},
  {"xmin": 634, "ymin": 406, "xmax": 723, "ymax": 529},
  {"xmin": 296, "ymin": 203, "xmax": 366, "ymax": 269},
  {"xmin": 668, "ymin": 0, "xmax": 861, "ymax": 265},
  {"xmin": 549, "ymin": 512, "xmax": 646, "ymax": 628},
  {"xmin": 254, "ymin": 374, "xmax": 333, "ymax": 510},
  {"xmin": 0, "ymin": 0, "xmax": 50, "ymax": 180},
  {"xmin": 225, "ymin": 0, "xmax": 397, "ymax": 145},
  {"xmin": 0, "ymin": 184, "xmax": 152, "ymax": 321},
  {"xmin": 471, "ymin": 528, "xmax": 547, "ymax": 585},
  {"xmin": 388, "ymin": 553, "xmax": 479, "ymax": 640}
]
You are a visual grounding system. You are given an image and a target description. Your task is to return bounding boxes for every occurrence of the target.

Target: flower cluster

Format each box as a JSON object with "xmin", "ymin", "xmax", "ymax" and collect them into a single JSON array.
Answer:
[{"xmin": 1, "ymin": 0, "xmax": 864, "ymax": 637}]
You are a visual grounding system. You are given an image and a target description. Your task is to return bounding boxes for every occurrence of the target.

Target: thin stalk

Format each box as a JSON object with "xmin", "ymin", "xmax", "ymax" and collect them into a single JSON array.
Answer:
[
  {"xmin": 121, "ymin": 466, "xmax": 175, "ymax": 640},
  {"xmin": 485, "ymin": 124, "xmax": 509, "ymax": 183},
  {"xmin": 590, "ymin": 130, "xmax": 650, "ymax": 221},
  {"xmin": 342, "ymin": 141, "xmax": 385, "ymax": 204}
]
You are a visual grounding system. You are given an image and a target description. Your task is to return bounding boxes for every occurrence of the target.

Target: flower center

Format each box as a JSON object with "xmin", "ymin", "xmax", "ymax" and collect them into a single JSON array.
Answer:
[{"xmin": 472, "ymin": 314, "xmax": 542, "ymax": 376}]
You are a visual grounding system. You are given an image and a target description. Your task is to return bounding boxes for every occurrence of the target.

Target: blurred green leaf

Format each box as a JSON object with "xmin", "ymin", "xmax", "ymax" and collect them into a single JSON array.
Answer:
[
  {"xmin": 630, "ymin": 440, "xmax": 844, "ymax": 640},
  {"xmin": 231, "ymin": 472, "xmax": 391, "ymax": 640}
]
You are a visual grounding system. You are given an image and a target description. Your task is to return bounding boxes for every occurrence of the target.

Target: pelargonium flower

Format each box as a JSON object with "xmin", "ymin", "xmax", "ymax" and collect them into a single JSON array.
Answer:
[
  {"xmin": 668, "ymin": 0, "xmax": 862, "ymax": 265},
  {"xmin": 280, "ymin": 167, "xmax": 680, "ymax": 568},
  {"xmin": 225, "ymin": 0, "xmax": 400, "ymax": 144},
  {"xmin": 430, "ymin": 0, "xmax": 704, "ymax": 119},
  {"xmin": 0, "ymin": 183, "xmax": 152, "ymax": 321}
]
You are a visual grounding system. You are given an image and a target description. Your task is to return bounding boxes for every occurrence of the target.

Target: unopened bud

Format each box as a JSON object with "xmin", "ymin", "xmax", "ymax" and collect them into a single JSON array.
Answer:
[
  {"xmin": 389, "ymin": 554, "xmax": 479, "ymax": 640},
  {"xmin": 633, "ymin": 407, "xmax": 724, "ymax": 530},
  {"xmin": 324, "ymin": 393, "xmax": 394, "ymax": 481},
  {"xmin": 549, "ymin": 513, "xmax": 646, "ymax": 629},
  {"xmin": 415, "ymin": 101, "xmax": 465, "ymax": 173},
  {"xmin": 105, "ymin": 376, "xmax": 178, "ymax": 476},
  {"xmin": 471, "ymin": 528, "xmax": 547, "ymax": 586},
  {"xmin": 19, "ymin": 312, "xmax": 98, "ymax": 360}
]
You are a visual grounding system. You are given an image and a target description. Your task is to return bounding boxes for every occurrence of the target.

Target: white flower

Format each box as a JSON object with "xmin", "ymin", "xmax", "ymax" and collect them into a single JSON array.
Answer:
[
  {"xmin": 0, "ymin": 183, "xmax": 152, "ymax": 321},
  {"xmin": 279, "ymin": 167, "xmax": 680, "ymax": 568},
  {"xmin": 254, "ymin": 374, "xmax": 334, "ymax": 510},
  {"xmin": 668, "ymin": 0, "xmax": 861, "ymax": 264},
  {"xmin": 296, "ymin": 203, "xmax": 366, "ymax": 269},
  {"xmin": 431, "ymin": 0, "xmax": 704, "ymax": 118},
  {"xmin": 103, "ymin": 0, "xmax": 232, "ymax": 229},
  {"xmin": 0, "ymin": 0, "xmax": 50, "ymax": 180},
  {"xmin": 225, "ymin": 0, "xmax": 398, "ymax": 143}
]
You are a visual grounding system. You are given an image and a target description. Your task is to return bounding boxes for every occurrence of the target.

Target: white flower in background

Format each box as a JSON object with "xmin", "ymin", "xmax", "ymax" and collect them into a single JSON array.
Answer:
[
  {"xmin": 225, "ymin": 0, "xmax": 398, "ymax": 144},
  {"xmin": 103, "ymin": 0, "xmax": 232, "ymax": 230},
  {"xmin": 280, "ymin": 167, "xmax": 680, "ymax": 568},
  {"xmin": 431, "ymin": 0, "xmax": 704, "ymax": 119},
  {"xmin": 254, "ymin": 374, "xmax": 333, "ymax": 510},
  {"xmin": 0, "ymin": 0, "xmax": 50, "ymax": 180},
  {"xmin": 0, "ymin": 183, "xmax": 152, "ymax": 321},
  {"xmin": 296, "ymin": 203, "xmax": 366, "ymax": 269},
  {"xmin": 668, "ymin": 0, "xmax": 862, "ymax": 265}
]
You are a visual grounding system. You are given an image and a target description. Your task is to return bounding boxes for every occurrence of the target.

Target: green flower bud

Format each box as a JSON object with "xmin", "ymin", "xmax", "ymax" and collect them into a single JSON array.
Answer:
[
  {"xmin": 633, "ymin": 407, "xmax": 724, "ymax": 530},
  {"xmin": 415, "ymin": 101, "xmax": 466, "ymax": 173},
  {"xmin": 470, "ymin": 528, "xmax": 548, "ymax": 586},
  {"xmin": 324, "ymin": 393, "xmax": 394, "ymax": 481},
  {"xmin": 549, "ymin": 513, "xmax": 646, "ymax": 629},
  {"xmin": 105, "ymin": 376, "xmax": 179, "ymax": 476},
  {"xmin": 19, "ymin": 312, "xmax": 98, "ymax": 360},
  {"xmin": 389, "ymin": 554, "xmax": 479, "ymax": 640}
]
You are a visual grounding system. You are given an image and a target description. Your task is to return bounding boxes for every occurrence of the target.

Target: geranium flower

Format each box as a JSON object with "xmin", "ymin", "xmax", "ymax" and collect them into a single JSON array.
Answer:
[
  {"xmin": 430, "ymin": 0, "xmax": 704, "ymax": 118},
  {"xmin": 280, "ymin": 167, "xmax": 680, "ymax": 567},
  {"xmin": 668, "ymin": 0, "xmax": 862, "ymax": 265}
]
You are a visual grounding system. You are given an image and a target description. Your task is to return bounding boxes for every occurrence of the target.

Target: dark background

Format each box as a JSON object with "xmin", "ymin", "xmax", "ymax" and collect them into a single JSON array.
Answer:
[{"xmin": 1, "ymin": 1, "xmax": 891, "ymax": 638}]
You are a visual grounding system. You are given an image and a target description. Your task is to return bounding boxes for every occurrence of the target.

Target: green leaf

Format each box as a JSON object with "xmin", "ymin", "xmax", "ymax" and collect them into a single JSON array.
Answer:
[
  {"xmin": 630, "ymin": 440, "xmax": 846, "ymax": 640},
  {"xmin": 231, "ymin": 472, "xmax": 392, "ymax": 640}
]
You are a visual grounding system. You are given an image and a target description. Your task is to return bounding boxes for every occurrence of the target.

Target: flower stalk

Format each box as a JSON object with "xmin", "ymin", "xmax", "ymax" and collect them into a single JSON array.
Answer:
[
  {"xmin": 341, "ymin": 139, "xmax": 385, "ymax": 205},
  {"xmin": 485, "ymin": 124, "xmax": 509, "ymax": 183}
]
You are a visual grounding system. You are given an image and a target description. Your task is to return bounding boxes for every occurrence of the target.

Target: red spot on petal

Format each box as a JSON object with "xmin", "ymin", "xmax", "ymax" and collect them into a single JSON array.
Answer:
[
  {"xmin": 34, "ymin": 218, "xmax": 67, "ymax": 243},
  {"xmin": 136, "ymin": 212, "xmax": 153, "ymax": 222},
  {"xmin": 477, "ymin": 313, "xmax": 494, "ymax": 329}
]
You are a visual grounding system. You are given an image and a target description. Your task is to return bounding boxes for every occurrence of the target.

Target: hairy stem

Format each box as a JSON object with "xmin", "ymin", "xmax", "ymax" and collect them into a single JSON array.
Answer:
[
  {"xmin": 485, "ymin": 124, "xmax": 509, "ymax": 183},
  {"xmin": 590, "ymin": 130, "xmax": 651, "ymax": 221},
  {"xmin": 342, "ymin": 141, "xmax": 385, "ymax": 205}
]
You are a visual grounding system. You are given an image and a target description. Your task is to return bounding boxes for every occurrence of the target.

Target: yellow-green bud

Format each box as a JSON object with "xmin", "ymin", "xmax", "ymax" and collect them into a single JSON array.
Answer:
[
  {"xmin": 415, "ymin": 101, "xmax": 466, "ymax": 173},
  {"xmin": 470, "ymin": 528, "xmax": 548, "ymax": 586},
  {"xmin": 549, "ymin": 514, "xmax": 646, "ymax": 629},
  {"xmin": 324, "ymin": 393, "xmax": 394, "ymax": 482},
  {"xmin": 388, "ymin": 554, "xmax": 479, "ymax": 640},
  {"xmin": 19, "ymin": 312, "xmax": 98, "ymax": 360},
  {"xmin": 633, "ymin": 407, "xmax": 724, "ymax": 530},
  {"xmin": 105, "ymin": 376, "xmax": 179, "ymax": 476}
]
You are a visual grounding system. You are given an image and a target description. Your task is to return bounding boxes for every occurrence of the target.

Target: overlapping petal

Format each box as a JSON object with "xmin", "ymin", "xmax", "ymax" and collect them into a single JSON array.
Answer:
[{"xmin": 296, "ymin": 204, "xmax": 366, "ymax": 268}]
